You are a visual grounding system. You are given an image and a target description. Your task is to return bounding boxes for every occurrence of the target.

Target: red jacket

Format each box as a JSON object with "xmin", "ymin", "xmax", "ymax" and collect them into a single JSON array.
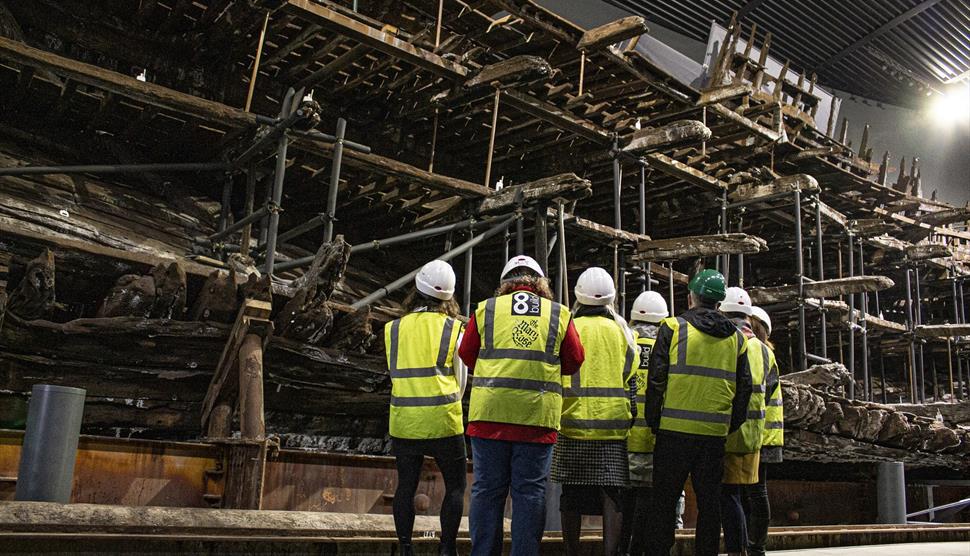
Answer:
[{"xmin": 459, "ymin": 287, "xmax": 584, "ymax": 444}]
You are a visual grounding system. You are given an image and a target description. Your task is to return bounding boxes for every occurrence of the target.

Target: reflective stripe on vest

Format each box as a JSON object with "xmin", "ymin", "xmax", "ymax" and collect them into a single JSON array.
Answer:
[
  {"xmin": 763, "ymin": 344, "xmax": 784, "ymax": 445},
  {"xmin": 726, "ymin": 338, "xmax": 768, "ymax": 453},
  {"xmin": 385, "ymin": 313, "xmax": 463, "ymax": 439},
  {"xmin": 560, "ymin": 315, "xmax": 635, "ymax": 440},
  {"xmin": 468, "ymin": 293, "xmax": 569, "ymax": 429},
  {"xmin": 628, "ymin": 334, "xmax": 656, "ymax": 453},
  {"xmin": 659, "ymin": 317, "xmax": 744, "ymax": 437}
]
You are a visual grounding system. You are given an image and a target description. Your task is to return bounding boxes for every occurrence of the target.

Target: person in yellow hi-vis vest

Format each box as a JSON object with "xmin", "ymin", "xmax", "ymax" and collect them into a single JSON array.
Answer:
[
  {"xmin": 642, "ymin": 269, "xmax": 752, "ymax": 556},
  {"xmin": 620, "ymin": 290, "xmax": 669, "ymax": 556},
  {"xmin": 744, "ymin": 306, "xmax": 782, "ymax": 556},
  {"xmin": 551, "ymin": 267, "xmax": 638, "ymax": 556},
  {"xmin": 718, "ymin": 287, "xmax": 773, "ymax": 556},
  {"xmin": 385, "ymin": 260, "xmax": 467, "ymax": 556}
]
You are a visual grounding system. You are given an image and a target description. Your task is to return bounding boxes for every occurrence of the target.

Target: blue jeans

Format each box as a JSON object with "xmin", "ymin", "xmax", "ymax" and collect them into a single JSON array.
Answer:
[{"xmin": 469, "ymin": 437, "xmax": 553, "ymax": 556}]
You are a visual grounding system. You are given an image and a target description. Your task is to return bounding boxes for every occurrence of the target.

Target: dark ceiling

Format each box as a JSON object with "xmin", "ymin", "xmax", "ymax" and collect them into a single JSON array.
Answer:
[{"xmin": 604, "ymin": 0, "xmax": 970, "ymax": 107}]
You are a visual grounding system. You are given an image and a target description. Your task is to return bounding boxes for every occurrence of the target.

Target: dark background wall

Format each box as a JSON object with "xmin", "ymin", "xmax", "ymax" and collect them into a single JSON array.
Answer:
[{"xmin": 535, "ymin": 0, "xmax": 970, "ymax": 206}]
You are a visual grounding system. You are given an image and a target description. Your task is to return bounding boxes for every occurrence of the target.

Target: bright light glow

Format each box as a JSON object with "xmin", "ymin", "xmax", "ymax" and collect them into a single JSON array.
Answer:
[{"xmin": 929, "ymin": 83, "xmax": 970, "ymax": 124}]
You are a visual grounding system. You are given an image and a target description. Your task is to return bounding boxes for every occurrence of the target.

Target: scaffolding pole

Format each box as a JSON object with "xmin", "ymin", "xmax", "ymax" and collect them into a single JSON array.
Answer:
[
  {"xmin": 794, "ymin": 188, "xmax": 808, "ymax": 371},
  {"xmin": 848, "ymin": 232, "xmax": 856, "ymax": 399},
  {"xmin": 858, "ymin": 238, "xmax": 870, "ymax": 401},
  {"xmin": 322, "ymin": 118, "xmax": 346, "ymax": 243},
  {"xmin": 815, "ymin": 195, "xmax": 827, "ymax": 359},
  {"xmin": 350, "ymin": 214, "xmax": 519, "ymax": 309},
  {"xmin": 905, "ymin": 268, "xmax": 918, "ymax": 403},
  {"xmin": 639, "ymin": 164, "xmax": 648, "ymax": 293},
  {"xmin": 262, "ymin": 89, "xmax": 297, "ymax": 275},
  {"xmin": 914, "ymin": 265, "xmax": 926, "ymax": 403}
]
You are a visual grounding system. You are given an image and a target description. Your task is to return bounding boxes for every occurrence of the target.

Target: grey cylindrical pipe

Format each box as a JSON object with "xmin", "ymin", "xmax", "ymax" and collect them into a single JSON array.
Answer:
[
  {"xmin": 15, "ymin": 384, "xmax": 86, "ymax": 503},
  {"xmin": 876, "ymin": 461, "xmax": 906, "ymax": 524}
]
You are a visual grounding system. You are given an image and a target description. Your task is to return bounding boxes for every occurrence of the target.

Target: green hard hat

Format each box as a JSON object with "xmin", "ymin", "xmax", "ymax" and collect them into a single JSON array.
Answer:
[{"xmin": 689, "ymin": 269, "xmax": 727, "ymax": 301}]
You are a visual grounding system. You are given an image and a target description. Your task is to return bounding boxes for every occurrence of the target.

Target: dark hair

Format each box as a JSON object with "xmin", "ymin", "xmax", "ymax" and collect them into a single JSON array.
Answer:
[
  {"xmin": 723, "ymin": 311, "xmax": 749, "ymax": 321},
  {"xmin": 495, "ymin": 275, "xmax": 554, "ymax": 300},
  {"xmin": 750, "ymin": 318, "xmax": 770, "ymax": 344},
  {"xmin": 690, "ymin": 292, "xmax": 719, "ymax": 309},
  {"xmin": 402, "ymin": 287, "xmax": 460, "ymax": 318}
]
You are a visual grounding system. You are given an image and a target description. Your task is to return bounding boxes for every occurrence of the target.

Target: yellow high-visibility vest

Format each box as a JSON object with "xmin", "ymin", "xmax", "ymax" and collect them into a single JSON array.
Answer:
[
  {"xmin": 385, "ymin": 312, "xmax": 463, "ymax": 439},
  {"xmin": 628, "ymin": 333, "xmax": 656, "ymax": 453},
  {"xmin": 726, "ymin": 336, "xmax": 769, "ymax": 453},
  {"xmin": 468, "ymin": 292, "xmax": 570, "ymax": 429},
  {"xmin": 560, "ymin": 315, "xmax": 636, "ymax": 440},
  {"xmin": 658, "ymin": 316, "xmax": 746, "ymax": 437},
  {"xmin": 763, "ymin": 343, "xmax": 784, "ymax": 446}
]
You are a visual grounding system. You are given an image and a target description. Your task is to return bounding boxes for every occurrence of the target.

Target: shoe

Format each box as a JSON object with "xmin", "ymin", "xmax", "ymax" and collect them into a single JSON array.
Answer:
[
  {"xmin": 398, "ymin": 542, "xmax": 415, "ymax": 556},
  {"xmin": 438, "ymin": 543, "xmax": 457, "ymax": 556}
]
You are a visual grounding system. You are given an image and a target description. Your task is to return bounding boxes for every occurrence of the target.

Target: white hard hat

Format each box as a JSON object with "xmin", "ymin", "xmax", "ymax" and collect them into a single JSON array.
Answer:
[
  {"xmin": 750, "ymin": 306, "xmax": 772, "ymax": 335},
  {"xmin": 500, "ymin": 255, "xmax": 544, "ymax": 280},
  {"xmin": 574, "ymin": 267, "xmax": 615, "ymax": 306},
  {"xmin": 631, "ymin": 290, "xmax": 668, "ymax": 323},
  {"xmin": 415, "ymin": 260, "xmax": 456, "ymax": 300},
  {"xmin": 719, "ymin": 286, "xmax": 753, "ymax": 316}
]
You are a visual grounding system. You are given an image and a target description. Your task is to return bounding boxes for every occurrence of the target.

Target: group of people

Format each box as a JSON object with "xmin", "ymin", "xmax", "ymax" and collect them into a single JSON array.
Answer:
[{"xmin": 384, "ymin": 255, "xmax": 784, "ymax": 556}]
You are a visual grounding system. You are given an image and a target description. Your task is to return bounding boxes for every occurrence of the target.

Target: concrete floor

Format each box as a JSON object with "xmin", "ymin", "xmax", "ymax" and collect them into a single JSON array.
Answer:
[{"xmin": 775, "ymin": 542, "xmax": 969, "ymax": 555}]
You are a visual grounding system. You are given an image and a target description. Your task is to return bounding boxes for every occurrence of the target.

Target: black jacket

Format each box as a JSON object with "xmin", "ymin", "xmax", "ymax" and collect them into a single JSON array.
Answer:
[{"xmin": 643, "ymin": 307, "xmax": 753, "ymax": 435}]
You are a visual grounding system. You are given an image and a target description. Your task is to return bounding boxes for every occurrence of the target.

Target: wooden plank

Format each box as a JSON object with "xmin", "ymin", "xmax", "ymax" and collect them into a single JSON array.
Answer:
[
  {"xmin": 915, "ymin": 324, "xmax": 970, "ymax": 339},
  {"xmin": 479, "ymin": 173, "xmax": 591, "ymax": 213},
  {"xmin": 622, "ymin": 120, "xmax": 711, "ymax": 155},
  {"xmin": 577, "ymin": 16, "xmax": 649, "ymax": 50},
  {"xmin": 918, "ymin": 207, "xmax": 970, "ymax": 227},
  {"xmin": 645, "ymin": 152, "xmax": 728, "ymax": 191},
  {"xmin": 708, "ymin": 102, "xmax": 782, "ymax": 142},
  {"xmin": 729, "ymin": 174, "xmax": 819, "ymax": 202},
  {"xmin": 285, "ymin": 0, "xmax": 468, "ymax": 78},
  {"xmin": 463, "ymin": 55, "xmax": 552, "ymax": 89},
  {"xmin": 501, "ymin": 89, "xmax": 611, "ymax": 145},
  {"xmin": 697, "ymin": 83, "xmax": 753, "ymax": 105},
  {"xmin": 635, "ymin": 233, "xmax": 767, "ymax": 261},
  {"xmin": 0, "ymin": 37, "xmax": 255, "ymax": 128},
  {"xmin": 749, "ymin": 276, "xmax": 895, "ymax": 305}
]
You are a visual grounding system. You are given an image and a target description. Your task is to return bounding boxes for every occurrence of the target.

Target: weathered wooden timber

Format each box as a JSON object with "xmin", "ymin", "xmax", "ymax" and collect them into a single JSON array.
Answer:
[
  {"xmin": 915, "ymin": 324, "xmax": 970, "ymax": 339},
  {"xmin": 635, "ymin": 233, "xmax": 767, "ymax": 261},
  {"xmin": 463, "ymin": 55, "xmax": 553, "ymax": 90},
  {"xmin": 749, "ymin": 276, "xmax": 895, "ymax": 305},
  {"xmin": 577, "ymin": 16, "xmax": 649, "ymax": 51},
  {"xmin": 478, "ymin": 173, "xmax": 591, "ymax": 213},
  {"xmin": 622, "ymin": 120, "xmax": 711, "ymax": 154},
  {"xmin": 728, "ymin": 174, "xmax": 820, "ymax": 202}
]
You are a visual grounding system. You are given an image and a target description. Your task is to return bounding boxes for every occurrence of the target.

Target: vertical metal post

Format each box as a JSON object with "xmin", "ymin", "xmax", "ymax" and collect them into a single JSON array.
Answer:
[
  {"xmin": 879, "ymin": 352, "xmax": 888, "ymax": 404},
  {"xmin": 931, "ymin": 356, "xmax": 939, "ymax": 402},
  {"xmin": 737, "ymin": 217, "xmax": 745, "ymax": 287},
  {"xmin": 464, "ymin": 224, "xmax": 474, "ymax": 317},
  {"xmin": 794, "ymin": 189, "xmax": 807, "ymax": 371},
  {"xmin": 428, "ymin": 108, "xmax": 439, "ymax": 172},
  {"xmin": 639, "ymin": 164, "xmax": 648, "ymax": 293},
  {"xmin": 219, "ymin": 177, "xmax": 233, "ymax": 234},
  {"xmin": 434, "ymin": 0, "xmax": 444, "ymax": 49},
  {"xmin": 858, "ymin": 239, "xmax": 870, "ymax": 401},
  {"xmin": 947, "ymin": 338, "xmax": 956, "ymax": 401},
  {"xmin": 847, "ymin": 233, "xmax": 856, "ymax": 399},
  {"xmin": 557, "ymin": 202, "xmax": 568, "ymax": 306},
  {"xmin": 262, "ymin": 91, "xmax": 295, "ymax": 275},
  {"xmin": 534, "ymin": 205, "xmax": 549, "ymax": 276},
  {"xmin": 612, "ymin": 139, "xmax": 622, "ymax": 231},
  {"xmin": 323, "ymin": 117, "xmax": 346, "ymax": 243},
  {"xmin": 905, "ymin": 268, "xmax": 918, "ymax": 403},
  {"xmin": 578, "ymin": 51, "xmax": 586, "ymax": 96},
  {"xmin": 667, "ymin": 262, "xmax": 675, "ymax": 315},
  {"xmin": 721, "ymin": 189, "xmax": 729, "ymax": 279},
  {"xmin": 240, "ymin": 164, "xmax": 257, "ymax": 258},
  {"xmin": 953, "ymin": 274, "xmax": 962, "ymax": 401},
  {"xmin": 484, "ymin": 88, "xmax": 501, "ymax": 188},
  {"xmin": 914, "ymin": 266, "xmax": 925, "ymax": 402},
  {"xmin": 815, "ymin": 195, "xmax": 827, "ymax": 359},
  {"xmin": 620, "ymin": 254, "xmax": 627, "ymax": 314}
]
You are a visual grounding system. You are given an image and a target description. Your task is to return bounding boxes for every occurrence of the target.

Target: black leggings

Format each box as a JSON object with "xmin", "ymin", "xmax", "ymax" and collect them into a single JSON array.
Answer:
[{"xmin": 393, "ymin": 453, "xmax": 467, "ymax": 549}]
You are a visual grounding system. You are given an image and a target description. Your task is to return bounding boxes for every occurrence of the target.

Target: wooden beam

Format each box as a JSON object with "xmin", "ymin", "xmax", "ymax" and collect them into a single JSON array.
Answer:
[
  {"xmin": 0, "ymin": 36, "xmax": 255, "ymax": 128},
  {"xmin": 285, "ymin": 0, "xmax": 468, "ymax": 78},
  {"xmin": 915, "ymin": 324, "xmax": 970, "ymax": 339},
  {"xmin": 729, "ymin": 173, "xmax": 819, "ymax": 202},
  {"xmin": 918, "ymin": 206, "xmax": 970, "ymax": 227},
  {"xmin": 464, "ymin": 55, "xmax": 552, "ymax": 90},
  {"xmin": 698, "ymin": 83, "xmax": 753, "ymax": 105},
  {"xmin": 847, "ymin": 218, "xmax": 900, "ymax": 237},
  {"xmin": 750, "ymin": 276, "xmax": 895, "ymax": 304},
  {"xmin": 708, "ymin": 103, "xmax": 782, "ymax": 142},
  {"xmin": 577, "ymin": 16, "xmax": 649, "ymax": 51},
  {"xmin": 645, "ymin": 152, "xmax": 728, "ymax": 191},
  {"xmin": 635, "ymin": 233, "xmax": 767, "ymax": 261},
  {"xmin": 501, "ymin": 89, "xmax": 612, "ymax": 145},
  {"xmin": 623, "ymin": 120, "xmax": 711, "ymax": 155},
  {"xmin": 479, "ymin": 173, "xmax": 591, "ymax": 213}
]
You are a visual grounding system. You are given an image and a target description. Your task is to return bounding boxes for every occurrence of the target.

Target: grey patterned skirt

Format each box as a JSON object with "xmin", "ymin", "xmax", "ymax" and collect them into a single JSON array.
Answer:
[{"xmin": 551, "ymin": 435, "xmax": 629, "ymax": 486}]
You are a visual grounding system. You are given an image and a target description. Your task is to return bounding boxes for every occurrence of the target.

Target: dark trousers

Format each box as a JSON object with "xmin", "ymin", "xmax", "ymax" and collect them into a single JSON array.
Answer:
[
  {"xmin": 742, "ymin": 463, "xmax": 770, "ymax": 556},
  {"xmin": 394, "ymin": 452, "xmax": 467, "ymax": 551},
  {"xmin": 621, "ymin": 486, "xmax": 652, "ymax": 555},
  {"xmin": 720, "ymin": 484, "xmax": 746, "ymax": 553},
  {"xmin": 644, "ymin": 432, "xmax": 726, "ymax": 556}
]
